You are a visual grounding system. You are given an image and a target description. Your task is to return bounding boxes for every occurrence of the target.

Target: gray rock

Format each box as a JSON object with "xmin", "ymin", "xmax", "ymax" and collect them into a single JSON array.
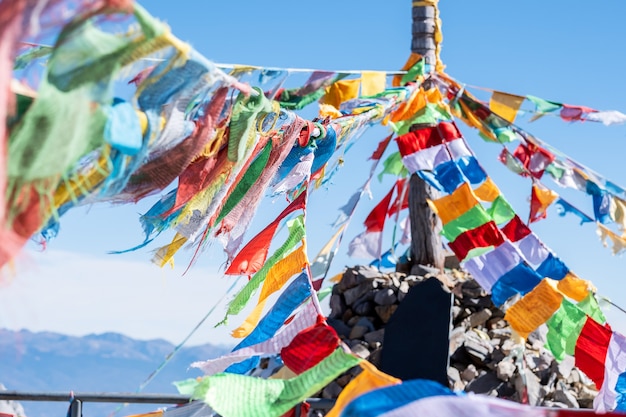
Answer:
[
  {"xmin": 349, "ymin": 325, "xmax": 368, "ymax": 340},
  {"xmin": 461, "ymin": 364, "xmax": 479, "ymax": 382},
  {"xmin": 465, "ymin": 371, "xmax": 502, "ymax": 395},
  {"xmin": 501, "ymin": 338, "xmax": 518, "ymax": 355},
  {"xmin": 351, "ymin": 343, "xmax": 371, "ymax": 359},
  {"xmin": 327, "ymin": 318, "xmax": 351, "ymax": 339},
  {"xmin": 356, "ymin": 265, "xmax": 382, "ymax": 280},
  {"xmin": 338, "ymin": 269, "xmax": 359, "ymax": 292},
  {"xmin": 344, "ymin": 283, "xmax": 372, "ymax": 306},
  {"xmin": 375, "ymin": 305, "xmax": 398, "ymax": 323},
  {"xmin": 353, "ymin": 300, "xmax": 374, "ymax": 316},
  {"xmin": 374, "ymin": 288, "xmax": 397, "ymax": 306},
  {"xmin": 557, "ymin": 355, "xmax": 575, "ymax": 379},
  {"xmin": 515, "ymin": 368, "xmax": 545, "ymax": 406},
  {"xmin": 449, "ymin": 327, "xmax": 466, "ymax": 355},
  {"xmin": 411, "ymin": 264, "xmax": 441, "ymax": 276},
  {"xmin": 364, "ymin": 329, "xmax": 385, "ymax": 345},
  {"xmin": 553, "ymin": 386, "xmax": 579, "ymax": 408},
  {"xmin": 464, "ymin": 331, "xmax": 493, "ymax": 364},
  {"xmin": 329, "ymin": 294, "xmax": 346, "ymax": 319},
  {"xmin": 468, "ymin": 309, "xmax": 492, "ymax": 328},
  {"xmin": 355, "ymin": 317, "xmax": 375, "ymax": 332},
  {"xmin": 496, "ymin": 359, "xmax": 516, "ymax": 382}
]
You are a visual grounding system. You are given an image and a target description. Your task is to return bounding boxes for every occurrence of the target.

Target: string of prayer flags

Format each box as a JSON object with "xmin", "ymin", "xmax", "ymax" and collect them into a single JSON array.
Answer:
[
  {"xmin": 230, "ymin": 245, "xmax": 308, "ymax": 338},
  {"xmin": 225, "ymin": 271, "xmax": 312, "ymax": 375},
  {"xmin": 191, "ymin": 302, "xmax": 319, "ymax": 376},
  {"xmin": 511, "ymin": 142, "xmax": 555, "ymax": 180},
  {"xmin": 178, "ymin": 349, "xmax": 361, "ymax": 417}
]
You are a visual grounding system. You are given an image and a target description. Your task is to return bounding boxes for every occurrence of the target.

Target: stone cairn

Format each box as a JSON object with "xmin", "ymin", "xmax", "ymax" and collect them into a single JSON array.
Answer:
[{"xmin": 320, "ymin": 264, "xmax": 598, "ymax": 410}]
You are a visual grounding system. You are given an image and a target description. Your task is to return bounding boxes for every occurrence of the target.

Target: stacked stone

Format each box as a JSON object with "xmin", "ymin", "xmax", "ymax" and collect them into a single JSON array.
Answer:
[{"xmin": 323, "ymin": 265, "xmax": 598, "ymax": 409}]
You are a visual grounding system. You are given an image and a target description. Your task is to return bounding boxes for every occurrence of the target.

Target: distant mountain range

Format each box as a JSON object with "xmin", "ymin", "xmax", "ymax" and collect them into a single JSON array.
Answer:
[{"xmin": 0, "ymin": 329, "xmax": 231, "ymax": 417}]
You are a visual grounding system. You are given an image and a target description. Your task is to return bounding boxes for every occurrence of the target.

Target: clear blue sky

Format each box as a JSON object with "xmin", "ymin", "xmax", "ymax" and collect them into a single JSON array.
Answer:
[{"xmin": 2, "ymin": 1, "xmax": 626, "ymax": 346}]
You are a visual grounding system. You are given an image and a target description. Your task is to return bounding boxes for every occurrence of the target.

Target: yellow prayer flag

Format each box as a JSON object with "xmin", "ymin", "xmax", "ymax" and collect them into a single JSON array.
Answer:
[
  {"xmin": 504, "ymin": 279, "xmax": 563, "ymax": 339},
  {"xmin": 597, "ymin": 224, "xmax": 626, "ymax": 255},
  {"xmin": 321, "ymin": 79, "xmax": 361, "ymax": 109},
  {"xmin": 152, "ymin": 233, "xmax": 187, "ymax": 268},
  {"xmin": 473, "ymin": 177, "xmax": 500, "ymax": 203},
  {"xmin": 489, "ymin": 91, "xmax": 525, "ymax": 123},
  {"xmin": 319, "ymin": 103, "xmax": 343, "ymax": 119},
  {"xmin": 361, "ymin": 71, "xmax": 386, "ymax": 96},
  {"xmin": 611, "ymin": 197, "xmax": 626, "ymax": 231},
  {"xmin": 326, "ymin": 361, "xmax": 400, "ymax": 417},
  {"xmin": 430, "ymin": 183, "xmax": 479, "ymax": 225},
  {"xmin": 557, "ymin": 272, "xmax": 592, "ymax": 302}
]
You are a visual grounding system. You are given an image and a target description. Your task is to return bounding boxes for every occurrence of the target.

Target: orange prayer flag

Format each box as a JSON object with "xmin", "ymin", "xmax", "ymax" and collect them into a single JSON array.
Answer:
[
  {"xmin": 326, "ymin": 361, "xmax": 400, "ymax": 417},
  {"xmin": 529, "ymin": 183, "xmax": 558, "ymax": 223},
  {"xmin": 557, "ymin": 272, "xmax": 592, "ymax": 302}
]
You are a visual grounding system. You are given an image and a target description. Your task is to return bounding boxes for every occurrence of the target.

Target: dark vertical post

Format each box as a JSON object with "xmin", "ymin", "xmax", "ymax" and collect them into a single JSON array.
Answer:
[
  {"xmin": 68, "ymin": 399, "xmax": 82, "ymax": 417},
  {"xmin": 408, "ymin": 0, "xmax": 445, "ymax": 272}
]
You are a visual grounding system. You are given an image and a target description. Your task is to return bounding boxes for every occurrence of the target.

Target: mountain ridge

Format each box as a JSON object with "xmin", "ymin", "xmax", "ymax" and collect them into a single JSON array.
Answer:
[{"xmin": 0, "ymin": 328, "xmax": 231, "ymax": 417}]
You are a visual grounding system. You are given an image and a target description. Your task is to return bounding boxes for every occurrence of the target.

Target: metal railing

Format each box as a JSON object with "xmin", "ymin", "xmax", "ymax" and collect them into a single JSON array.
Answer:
[{"xmin": 0, "ymin": 391, "xmax": 335, "ymax": 417}]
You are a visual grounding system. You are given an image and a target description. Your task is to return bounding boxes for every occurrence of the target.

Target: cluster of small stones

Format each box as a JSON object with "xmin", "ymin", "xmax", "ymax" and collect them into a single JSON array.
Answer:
[{"xmin": 320, "ymin": 264, "xmax": 599, "ymax": 410}]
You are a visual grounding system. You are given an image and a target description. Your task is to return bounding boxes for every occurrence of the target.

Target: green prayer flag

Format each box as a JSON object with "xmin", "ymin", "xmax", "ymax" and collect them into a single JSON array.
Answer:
[
  {"xmin": 544, "ymin": 163, "xmax": 565, "ymax": 180},
  {"xmin": 441, "ymin": 204, "xmax": 491, "ymax": 242},
  {"xmin": 496, "ymin": 129, "xmax": 517, "ymax": 144},
  {"xmin": 488, "ymin": 196, "xmax": 516, "ymax": 225},
  {"xmin": 401, "ymin": 59, "xmax": 425, "ymax": 85},
  {"xmin": 377, "ymin": 152, "xmax": 408, "ymax": 181},
  {"xmin": 577, "ymin": 292, "xmax": 606, "ymax": 324},
  {"xmin": 317, "ymin": 287, "xmax": 332, "ymax": 301},
  {"xmin": 215, "ymin": 141, "xmax": 273, "ymax": 225},
  {"xmin": 179, "ymin": 349, "xmax": 361, "ymax": 417},
  {"xmin": 545, "ymin": 299, "xmax": 587, "ymax": 361},
  {"xmin": 527, "ymin": 95, "xmax": 562, "ymax": 113}
]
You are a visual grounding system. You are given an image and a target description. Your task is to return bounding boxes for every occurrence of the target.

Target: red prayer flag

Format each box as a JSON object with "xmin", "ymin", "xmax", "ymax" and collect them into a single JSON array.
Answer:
[
  {"xmin": 281, "ymin": 321, "xmax": 340, "ymax": 374},
  {"xmin": 364, "ymin": 184, "xmax": 395, "ymax": 232},
  {"xmin": 501, "ymin": 215, "xmax": 532, "ymax": 242},
  {"xmin": 448, "ymin": 221, "xmax": 504, "ymax": 261},
  {"xmin": 387, "ymin": 178, "xmax": 409, "ymax": 218},
  {"xmin": 395, "ymin": 121, "xmax": 461, "ymax": 157},
  {"xmin": 225, "ymin": 192, "xmax": 306, "ymax": 275},
  {"xmin": 574, "ymin": 317, "xmax": 612, "ymax": 389},
  {"xmin": 369, "ymin": 134, "xmax": 393, "ymax": 161}
]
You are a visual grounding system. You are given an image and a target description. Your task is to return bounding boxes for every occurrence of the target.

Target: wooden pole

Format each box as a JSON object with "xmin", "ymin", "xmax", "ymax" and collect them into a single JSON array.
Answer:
[{"xmin": 407, "ymin": 0, "xmax": 445, "ymax": 273}]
